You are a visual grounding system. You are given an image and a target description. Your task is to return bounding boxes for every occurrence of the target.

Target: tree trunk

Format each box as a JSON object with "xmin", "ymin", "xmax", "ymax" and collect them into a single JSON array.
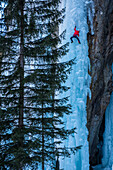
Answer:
[
  {"xmin": 42, "ymin": 102, "xmax": 44, "ymax": 170},
  {"xmin": 51, "ymin": 64, "xmax": 55, "ymax": 166},
  {"xmin": 19, "ymin": 0, "xmax": 24, "ymax": 128}
]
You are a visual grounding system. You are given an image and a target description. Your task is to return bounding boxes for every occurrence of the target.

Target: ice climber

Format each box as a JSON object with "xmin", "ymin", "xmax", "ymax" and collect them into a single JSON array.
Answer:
[{"xmin": 70, "ymin": 26, "xmax": 81, "ymax": 44}]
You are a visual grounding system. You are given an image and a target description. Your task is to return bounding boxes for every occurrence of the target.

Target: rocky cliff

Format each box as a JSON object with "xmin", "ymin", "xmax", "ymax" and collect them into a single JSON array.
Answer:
[{"xmin": 87, "ymin": 0, "xmax": 113, "ymax": 168}]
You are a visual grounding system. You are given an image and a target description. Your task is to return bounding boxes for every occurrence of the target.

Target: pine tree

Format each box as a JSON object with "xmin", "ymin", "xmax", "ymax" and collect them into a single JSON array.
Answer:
[{"xmin": 0, "ymin": 0, "xmax": 81, "ymax": 169}]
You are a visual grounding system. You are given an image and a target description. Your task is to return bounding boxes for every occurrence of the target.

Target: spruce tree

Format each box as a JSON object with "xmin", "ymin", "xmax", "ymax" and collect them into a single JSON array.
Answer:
[{"xmin": 0, "ymin": 0, "xmax": 81, "ymax": 169}]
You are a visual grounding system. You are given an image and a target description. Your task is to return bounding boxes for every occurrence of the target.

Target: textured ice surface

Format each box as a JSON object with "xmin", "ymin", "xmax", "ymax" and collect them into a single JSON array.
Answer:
[{"xmin": 59, "ymin": 0, "xmax": 91, "ymax": 169}]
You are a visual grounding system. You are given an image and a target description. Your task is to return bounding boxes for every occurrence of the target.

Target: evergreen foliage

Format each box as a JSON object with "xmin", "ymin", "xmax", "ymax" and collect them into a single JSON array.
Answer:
[{"xmin": 0, "ymin": 0, "xmax": 80, "ymax": 169}]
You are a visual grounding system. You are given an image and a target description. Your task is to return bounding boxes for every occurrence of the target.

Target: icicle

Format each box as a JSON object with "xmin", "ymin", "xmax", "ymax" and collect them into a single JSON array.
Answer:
[
  {"xmin": 56, "ymin": 156, "xmax": 60, "ymax": 170},
  {"xmin": 85, "ymin": 0, "xmax": 95, "ymax": 35}
]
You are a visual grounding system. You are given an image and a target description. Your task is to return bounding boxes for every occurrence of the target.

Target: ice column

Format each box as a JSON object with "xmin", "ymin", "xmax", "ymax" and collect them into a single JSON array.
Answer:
[
  {"xmin": 101, "ymin": 64, "xmax": 113, "ymax": 170},
  {"xmin": 59, "ymin": 0, "xmax": 90, "ymax": 169}
]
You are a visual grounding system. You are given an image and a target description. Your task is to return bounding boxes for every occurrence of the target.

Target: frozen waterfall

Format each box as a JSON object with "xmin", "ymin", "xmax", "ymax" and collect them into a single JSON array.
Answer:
[{"xmin": 59, "ymin": 0, "xmax": 91, "ymax": 169}]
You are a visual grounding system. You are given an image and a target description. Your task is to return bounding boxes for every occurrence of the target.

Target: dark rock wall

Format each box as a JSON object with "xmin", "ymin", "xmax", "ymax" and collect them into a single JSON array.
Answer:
[{"xmin": 87, "ymin": 0, "xmax": 113, "ymax": 168}]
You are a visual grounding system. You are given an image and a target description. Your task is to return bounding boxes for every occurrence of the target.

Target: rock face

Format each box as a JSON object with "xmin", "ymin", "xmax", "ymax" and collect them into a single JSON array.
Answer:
[{"xmin": 87, "ymin": 0, "xmax": 113, "ymax": 168}]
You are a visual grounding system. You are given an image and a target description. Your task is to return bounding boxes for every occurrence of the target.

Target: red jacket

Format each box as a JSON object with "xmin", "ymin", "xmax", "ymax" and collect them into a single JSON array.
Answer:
[{"xmin": 73, "ymin": 27, "xmax": 79, "ymax": 37}]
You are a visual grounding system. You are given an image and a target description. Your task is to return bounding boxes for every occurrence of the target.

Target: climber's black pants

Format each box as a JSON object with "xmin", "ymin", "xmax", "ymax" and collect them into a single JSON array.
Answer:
[{"xmin": 70, "ymin": 35, "xmax": 81, "ymax": 43}]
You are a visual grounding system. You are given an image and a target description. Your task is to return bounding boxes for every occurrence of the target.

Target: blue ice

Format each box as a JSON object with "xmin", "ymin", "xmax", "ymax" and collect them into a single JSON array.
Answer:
[{"xmin": 59, "ymin": 0, "xmax": 91, "ymax": 169}]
